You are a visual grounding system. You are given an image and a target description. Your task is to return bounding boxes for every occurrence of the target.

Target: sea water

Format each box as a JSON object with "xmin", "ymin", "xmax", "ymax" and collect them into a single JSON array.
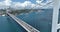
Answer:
[
  {"xmin": 0, "ymin": 16, "xmax": 27, "ymax": 32},
  {"xmin": 17, "ymin": 9, "xmax": 53, "ymax": 32},
  {"xmin": 0, "ymin": 9, "xmax": 53, "ymax": 32}
]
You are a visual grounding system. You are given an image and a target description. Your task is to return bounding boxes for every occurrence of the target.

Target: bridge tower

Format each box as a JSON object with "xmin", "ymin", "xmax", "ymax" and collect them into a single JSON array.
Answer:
[{"xmin": 51, "ymin": 0, "xmax": 60, "ymax": 32}]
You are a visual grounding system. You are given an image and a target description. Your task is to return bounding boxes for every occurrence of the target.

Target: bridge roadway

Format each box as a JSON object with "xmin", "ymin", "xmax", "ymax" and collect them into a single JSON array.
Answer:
[{"xmin": 7, "ymin": 13, "xmax": 40, "ymax": 32}]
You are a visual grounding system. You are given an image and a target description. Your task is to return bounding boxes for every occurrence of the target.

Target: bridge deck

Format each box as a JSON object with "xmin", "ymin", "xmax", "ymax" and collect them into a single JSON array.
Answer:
[{"xmin": 7, "ymin": 13, "xmax": 40, "ymax": 32}]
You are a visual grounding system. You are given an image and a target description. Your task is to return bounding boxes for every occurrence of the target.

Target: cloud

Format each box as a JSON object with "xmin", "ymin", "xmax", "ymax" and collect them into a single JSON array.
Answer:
[
  {"xmin": 4, "ymin": 0, "xmax": 12, "ymax": 6},
  {"xmin": 0, "ymin": 0, "xmax": 53, "ymax": 9},
  {"xmin": 0, "ymin": 0, "xmax": 12, "ymax": 9},
  {"xmin": 0, "ymin": 1, "xmax": 6, "ymax": 9},
  {"xmin": 11, "ymin": 1, "xmax": 36, "ymax": 9},
  {"xmin": 23, "ymin": 1, "xmax": 36, "ymax": 9}
]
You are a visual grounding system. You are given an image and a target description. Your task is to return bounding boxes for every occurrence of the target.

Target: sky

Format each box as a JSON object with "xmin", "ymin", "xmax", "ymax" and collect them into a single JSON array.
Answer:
[
  {"xmin": 0, "ymin": 0, "xmax": 53, "ymax": 9},
  {"xmin": 12, "ymin": 0, "xmax": 36, "ymax": 3}
]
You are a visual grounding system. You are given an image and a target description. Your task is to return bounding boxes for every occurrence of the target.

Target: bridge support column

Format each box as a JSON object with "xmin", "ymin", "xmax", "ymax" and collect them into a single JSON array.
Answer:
[
  {"xmin": 51, "ymin": 0, "xmax": 60, "ymax": 32},
  {"xmin": 59, "ymin": 30, "xmax": 60, "ymax": 32}
]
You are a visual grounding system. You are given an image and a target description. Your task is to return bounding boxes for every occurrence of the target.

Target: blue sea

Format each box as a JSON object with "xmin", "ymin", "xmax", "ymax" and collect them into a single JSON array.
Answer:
[{"xmin": 0, "ymin": 9, "xmax": 57, "ymax": 32}]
